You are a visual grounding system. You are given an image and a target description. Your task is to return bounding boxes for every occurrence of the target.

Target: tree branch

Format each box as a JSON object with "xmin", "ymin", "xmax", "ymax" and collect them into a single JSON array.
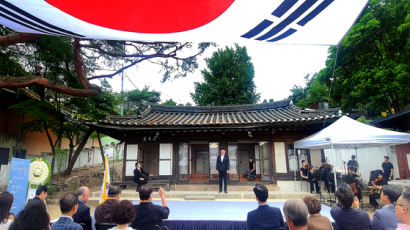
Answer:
[
  {"xmin": 73, "ymin": 38, "xmax": 91, "ymax": 89},
  {"xmin": 0, "ymin": 76, "xmax": 100, "ymax": 97},
  {"xmin": 0, "ymin": 33, "xmax": 40, "ymax": 46},
  {"xmin": 88, "ymin": 56, "xmax": 153, "ymax": 80}
]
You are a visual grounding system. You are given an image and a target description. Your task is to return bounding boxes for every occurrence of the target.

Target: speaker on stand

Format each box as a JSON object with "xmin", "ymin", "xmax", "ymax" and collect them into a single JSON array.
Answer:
[{"xmin": 15, "ymin": 149, "xmax": 27, "ymax": 159}]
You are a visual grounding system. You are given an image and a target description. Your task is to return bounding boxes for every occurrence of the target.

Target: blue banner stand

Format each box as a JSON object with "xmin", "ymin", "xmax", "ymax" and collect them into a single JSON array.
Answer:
[{"xmin": 7, "ymin": 158, "xmax": 31, "ymax": 216}]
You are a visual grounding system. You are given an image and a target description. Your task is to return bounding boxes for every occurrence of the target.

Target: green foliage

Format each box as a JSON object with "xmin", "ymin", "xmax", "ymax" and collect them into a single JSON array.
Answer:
[
  {"xmin": 162, "ymin": 99, "xmax": 177, "ymax": 106},
  {"xmin": 262, "ymin": 99, "xmax": 274, "ymax": 103},
  {"xmin": 191, "ymin": 44, "xmax": 260, "ymax": 106},
  {"xmin": 288, "ymin": 0, "xmax": 409, "ymax": 116},
  {"xmin": 124, "ymin": 86, "xmax": 161, "ymax": 115}
]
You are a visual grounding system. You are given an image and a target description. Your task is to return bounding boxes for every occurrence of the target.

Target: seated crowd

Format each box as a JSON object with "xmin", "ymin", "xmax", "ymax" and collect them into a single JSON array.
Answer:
[{"xmin": 0, "ymin": 184, "xmax": 409, "ymax": 230}]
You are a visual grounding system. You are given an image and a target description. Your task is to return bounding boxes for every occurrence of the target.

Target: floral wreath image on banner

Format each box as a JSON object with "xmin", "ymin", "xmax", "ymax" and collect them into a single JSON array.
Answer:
[{"xmin": 29, "ymin": 158, "xmax": 51, "ymax": 187}]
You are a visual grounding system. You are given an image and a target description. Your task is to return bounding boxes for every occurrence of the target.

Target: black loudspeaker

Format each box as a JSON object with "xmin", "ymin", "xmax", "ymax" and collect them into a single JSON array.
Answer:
[
  {"xmin": 0, "ymin": 148, "xmax": 9, "ymax": 165},
  {"xmin": 15, "ymin": 149, "xmax": 26, "ymax": 159}
]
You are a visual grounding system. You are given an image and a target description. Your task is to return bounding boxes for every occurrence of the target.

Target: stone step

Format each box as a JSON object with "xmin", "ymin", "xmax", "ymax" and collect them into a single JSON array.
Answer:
[
  {"xmin": 184, "ymin": 195, "xmax": 216, "ymax": 201},
  {"xmin": 172, "ymin": 184, "xmax": 279, "ymax": 192},
  {"xmin": 90, "ymin": 190, "xmax": 309, "ymax": 200}
]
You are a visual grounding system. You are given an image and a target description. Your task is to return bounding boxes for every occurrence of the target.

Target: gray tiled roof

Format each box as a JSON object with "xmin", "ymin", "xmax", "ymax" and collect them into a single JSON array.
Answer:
[{"xmin": 99, "ymin": 100, "xmax": 342, "ymax": 127}]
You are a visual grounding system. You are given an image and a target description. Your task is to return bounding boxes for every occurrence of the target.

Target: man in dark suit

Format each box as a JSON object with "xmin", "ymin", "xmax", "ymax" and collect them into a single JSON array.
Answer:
[
  {"xmin": 372, "ymin": 184, "xmax": 402, "ymax": 230},
  {"xmin": 27, "ymin": 185, "xmax": 48, "ymax": 204},
  {"xmin": 131, "ymin": 185, "xmax": 169, "ymax": 230},
  {"xmin": 51, "ymin": 192, "xmax": 82, "ymax": 230},
  {"xmin": 247, "ymin": 184, "xmax": 284, "ymax": 230},
  {"xmin": 330, "ymin": 187, "xmax": 372, "ymax": 230},
  {"xmin": 133, "ymin": 161, "xmax": 150, "ymax": 191},
  {"xmin": 73, "ymin": 186, "xmax": 92, "ymax": 230},
  {"xmin": 216, "ymin": 149, "xmax": 230, "ymax": 193}
]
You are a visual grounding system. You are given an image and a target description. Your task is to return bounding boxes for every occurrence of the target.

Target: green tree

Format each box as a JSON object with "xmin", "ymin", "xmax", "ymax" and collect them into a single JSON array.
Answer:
[
  {"xmin": 289, "ymin": 0, "xmax": 409, "ymax": 116},
  {"xmin": 262, "ymin": 99, "xmax": 274, "ymax": 103},
  {"xmin": 162, "ymin": 99, "xmax": 177, "ymax": 106},
  {"xmin": 124, "ymin": 87, "xmax": 161, "ymax": 115},
  {"xmin": 191, "ymin": 44, "xmax": 260, "ymax": 106}
]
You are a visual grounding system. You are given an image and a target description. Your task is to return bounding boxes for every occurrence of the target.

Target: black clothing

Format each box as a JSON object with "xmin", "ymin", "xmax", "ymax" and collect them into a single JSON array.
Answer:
[
  {"xmin": 382, "ymin": 162, "xmax": 393, "ymax": 180},
  {"xmin": 249, "ymin": 162, "xmax": 254, "ymax": 171},
  {"xmin": 73, "ymin": 199, "xmax": 92, "ymax": 230},
  {"xmin": 319, "ymin": 165, "xmax": 334, "ymax": 193},
  {"xmin": 301, "ymin": 167, "xmax": 320, "ymax": 193},
  {"xmin": 134, "ymin": 167, "xmax": 149, "ymax": 189},
  {"xmin": 346, "ymin": 173, "xmax": 362, "ymax": 200},
  {"xmin": 94, "ymin": 199, "xmax": 119, "ymax": 223},
  {"xmin": 131, "ymin": 202, "xmax": 170, "ymax": 230},
  {"xmin": 347, "ymin": 160, "xmax": 359, "ymax": 172},
  {"xmin": 217, "ymin": 154, "xmax": 230, "ymax": 192},
  {"xmin": 369, "ymin": 178, "xmax": 387, "ymax": 208}
]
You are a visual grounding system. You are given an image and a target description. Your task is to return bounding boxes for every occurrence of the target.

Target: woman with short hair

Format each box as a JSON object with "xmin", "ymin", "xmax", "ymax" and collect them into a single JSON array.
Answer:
[
  {"xmin": 109, "ymin": 200, "xmax": 136, "ymax": 230},
  {"xmin": 302, "ymin": 196, "xmax": 332, "ymax": 230}
]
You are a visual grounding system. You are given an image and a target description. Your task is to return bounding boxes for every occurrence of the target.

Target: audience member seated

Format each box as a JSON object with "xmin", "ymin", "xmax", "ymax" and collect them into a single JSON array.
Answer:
[
  {"xmin": 372, "ymin": 184, "xmax": 402, "ymax": 230},
  {"xmin": 27, "ymin": 185, "xmax": 48, "ymax": 205},
  {"xmin": 9, "ymin": 198, "xmax": 50, "ymax": 230},
  {"xmin": 283, "ymin": 199, "xmax": 308, "ymax": 230},
  {"xmin": 108, "ymin": 200, "xmax": 136, "ymax": 230},
  {"xmin": 0, "ymin": 192, "xmax": 14, "ymax": 230},
  {"xmin": 51, "ymin": 193, "xmax": 82, "ymax": 230},
  {"xmin": 131, "ymin": 185, "xmax": 169, "ymax": 230},
  {"xmin": 246, "ymin": 184, "xmax": 284, "ymax": 230},
  {"xmin": 95, "ymin": 186, "xmax": 121, "ymax": 224},
  {"xmin": 395, "ymin": 190, "xmax": 410, "ymax": 230},
  {"xmin": 331, "ymin": 187, "xmax": 372, "ymax": 230},
  {"xmin": 73, "ymin": 186, "xmax": 92, "ymax": 230},
  {"xmin": 302, "ymin": 196, "xmax": 332, "ymax": 230}
]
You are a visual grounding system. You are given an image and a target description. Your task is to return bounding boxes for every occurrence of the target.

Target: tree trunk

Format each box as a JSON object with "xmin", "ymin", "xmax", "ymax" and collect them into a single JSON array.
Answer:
[
  {"xmin": 43, "ymin": 123, "xmax": 56, "ymax": 174},
  {"xmin": 63, "ymin": 129, "xmax": 93, "ymax": 176},
  {"xmin": 97, "ymin": 132, "xmax": 105, "ymax": 169}
]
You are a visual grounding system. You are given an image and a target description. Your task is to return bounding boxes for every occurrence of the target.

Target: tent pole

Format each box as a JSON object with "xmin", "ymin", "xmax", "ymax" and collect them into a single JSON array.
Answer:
[{"xmin": 333, "ymin": 146, "xmax": 337, "ymax": 191}]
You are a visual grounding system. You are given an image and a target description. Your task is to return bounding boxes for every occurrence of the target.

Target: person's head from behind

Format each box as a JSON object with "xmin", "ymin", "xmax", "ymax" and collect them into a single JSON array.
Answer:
[
  {"xmin": 283, "ymin": 200, "xmax": 308, "ymax": 229},
  {"xmin": 395, "ymin": 190, "xmax": 410, "ymax": 224},
  {"xmin": 108, "ymin": 185, "xmax": 121, "ymax": 200},
  {"xmin": 77, "ymin": 186, "xmax": 90, "ymax": 204},
  {"xmin": 381, "ymin": 184, "xmax": 402, "ymax": 205},
  {"xmin": 302, "ymin": 196, "xmax": 322, "ymax": 215},
  {"xmin": 9, "ymin": 199, "xmax": 49, "ymax": 230},
  {"xmin": 36, "ymin": 185, "xmax": 48, "ymax": 201},
  {"xmin": 0, "ymin": 192, "xmax": 14, "ymax": 223},
  {"xmin": 384, "ymin": 156, "xmax": 389, "ymax": 162},
  {"xmin": 59, "ymin": 192, "xmax": 78, "ymax": 216},
  {"xmin": 335, "ymin": 187, "xmax": 354, "ymax": 208},
  {"xmin": 253, "ymin": 184, "xmax": 268, "ymax": 204},
  {"xmin": 111, "ymin": 200, "xmax": 136, "ymax": 225},
  {"xmin": 138, "ymin": 184, "xmax": 153, "ymax": 201}
]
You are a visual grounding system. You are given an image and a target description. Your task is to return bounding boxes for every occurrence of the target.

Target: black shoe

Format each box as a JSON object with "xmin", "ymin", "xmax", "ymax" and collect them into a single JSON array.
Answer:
[{"xmin": 224, "ymin": 191, "xmax": 227, "ymax": 193}]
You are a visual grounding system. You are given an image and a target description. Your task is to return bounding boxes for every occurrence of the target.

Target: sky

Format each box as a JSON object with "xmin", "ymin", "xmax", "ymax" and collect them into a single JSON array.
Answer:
[{"xmin": 99, "ymin": 42, "xmax": 330, "ymax": 105}]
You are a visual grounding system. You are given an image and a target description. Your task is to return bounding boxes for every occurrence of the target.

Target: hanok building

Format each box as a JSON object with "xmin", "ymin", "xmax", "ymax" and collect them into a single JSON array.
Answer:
[{"xmin": 90, "ymin": 100, "xmax": 342, "ymax": 185}]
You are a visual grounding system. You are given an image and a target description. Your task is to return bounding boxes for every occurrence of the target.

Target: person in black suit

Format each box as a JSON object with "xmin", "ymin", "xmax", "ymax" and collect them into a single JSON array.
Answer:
[
  {"xmin": 133, "ymin": 161, "xmax": 150, "ymax": 191},
  {"xmin": 216, "ymin": 149, "xmax": 230, "ymax": 193},
  {"xmin": 73, "ymin": 186, "xmax": 92, "ymax": 230},
  {"xmin": 246, "ymin": 184, "xmax": 284, "ymax": 230},
  {"xmin": 330, "ymin": 187, "xmax": 372, "ymax": 230}
]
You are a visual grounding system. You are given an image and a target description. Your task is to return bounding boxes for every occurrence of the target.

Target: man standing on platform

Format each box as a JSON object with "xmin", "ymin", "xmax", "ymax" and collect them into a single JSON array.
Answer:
[
  {"xmin": 382, "ymin": 156, "xmax": 394, "ymax": 182},
  {"xmin": 247, "ymin": 184, "xmax": 284, "ymax": 230},
  {"xmin": 216, "ymin": 149, "xmax": 229, "ymax": 193}
]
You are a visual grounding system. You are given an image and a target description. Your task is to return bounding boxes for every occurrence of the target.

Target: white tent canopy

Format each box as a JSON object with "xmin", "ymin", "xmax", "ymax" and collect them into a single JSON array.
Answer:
[{"xmin": 294, "ymin": 116, "xmax": 410, "ymax": 149}]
